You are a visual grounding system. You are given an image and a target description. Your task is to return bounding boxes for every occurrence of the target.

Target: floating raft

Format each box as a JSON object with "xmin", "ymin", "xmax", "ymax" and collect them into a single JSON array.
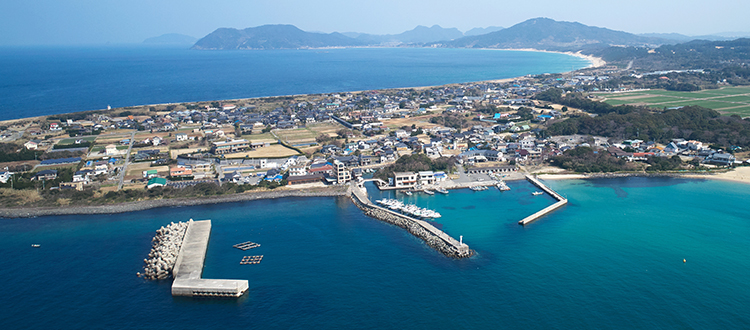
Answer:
[
  {"xmin": 240, "ymin": 255, "xmax": 263, "ymax": 265},
  {"xmin": 233, "ymin": 241, "xmax": 260, "ymax": 251}
]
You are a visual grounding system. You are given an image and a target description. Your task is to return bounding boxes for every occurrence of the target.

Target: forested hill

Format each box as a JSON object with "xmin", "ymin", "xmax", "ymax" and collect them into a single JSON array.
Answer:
[
  {"xmin": 192, "ymin": 25, "xmax": 366, "ymax": 50},
  {"xmin": 438, "ymin": 18, "xmax": 670, "ymax": 52},
  {"xmin": 594, "ymin": 38, "xmax": 750, "ymax": 70}
]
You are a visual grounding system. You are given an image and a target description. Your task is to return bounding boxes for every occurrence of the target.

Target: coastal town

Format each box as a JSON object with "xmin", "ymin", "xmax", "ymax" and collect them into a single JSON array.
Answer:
[{"xmin": 1, "ymin": 66, "xmax": 747, "ymax": 208}]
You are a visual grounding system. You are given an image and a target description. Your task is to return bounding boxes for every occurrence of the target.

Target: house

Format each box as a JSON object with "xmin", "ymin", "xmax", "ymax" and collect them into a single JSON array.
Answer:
[
  {"xmin": 73, "ymin": 169, "xmax": 94, "ymax": 183},
  {"xmin": 147, "ymin": 177, "xmax": 167, "ymax": 189},
  {"xmin": 418, "ymin": 171, "xmax": 435, "ymax": 186},
  {"xmin": 393, "ymin": 172, "xmax": 417, "ymax": 188},
  {"xmin": 705, "ymin": 152, "xmax": 736, "ymax": 166},
  {"xmin": 105, "ymin": 144, "xmax": 118, "ymax": 155},
  {"xmin": 59, "ymin": 181, "xmax": 84, "ymax": 191},
  {"xmin": 289, "ymin": 165, "xmax": 307, "ymax": 176},
  {"xmin": 395, "ymin": 130, "xmax": 409, "ymax": 138},
  {"xmin": 142, "ymin": 169, "xmax": 158, "ymax": 178},
  {"xmin": 211, "ymin": 139, "xmax": 249, "ymax": 154},
  {"xmin": 175, "ymin": 133, "xmax": 188, "ymax": 142},
  {"xmin": 32, "ymin": 169, "xmax": 58, "ymax": 181},
  {"xmin": 333, "ymin": 159, "xmax": 351, "ymax": 184},
  {"xmin": 49, "ymin": 123, "xmax": 61, "ymax": 131},
  {"xmin": 170, "ymin": 165, "xmax": 193, "ymax": 177},
  {"xmin": 287, "ymin": 173, "xmax": 325, "ymax": 185},
  {"xmin": 24, "ymin": 140, "xmax": 40, "ymax": 150}
]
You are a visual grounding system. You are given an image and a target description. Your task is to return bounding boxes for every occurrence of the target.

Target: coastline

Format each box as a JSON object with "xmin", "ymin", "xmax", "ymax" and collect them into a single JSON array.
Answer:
[
  {"xmin": 0, "ymin": 47, "xmax": 599, "ymax": 124},
  {"xmin": 536, "ymin": 168, "xmax": 750, "ymax": 185},
  {"xmin": 0, "ymin": 186, "xmax": 349, "ymax": 219}
]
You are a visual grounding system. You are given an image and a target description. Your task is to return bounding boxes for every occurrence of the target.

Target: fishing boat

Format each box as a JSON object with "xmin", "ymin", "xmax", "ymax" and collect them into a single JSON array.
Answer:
[
  {"xmin": 435, "ymin": 187, "xmax": 449, "ymax": 194},
  {"xmin": 497, "ymin": 180, "xmax": 510, "ymax": 191},
  {"xmin": 532, "ymin": 191, "xmax": 544, "ymax": 196},
  {"xmin": 469, "ymin": 186, "xmax": 488, "ymax": 191},
  {"xmin": 404, "ymin": 191, "xmax": 413, "ymax": 196},
  {"xmin": 31, "ymin": 244, "xmax": 40, "ymax": 248},
  {"xmin": 423, "ymin": 190, "xmax": 435, "ymax": 195}
]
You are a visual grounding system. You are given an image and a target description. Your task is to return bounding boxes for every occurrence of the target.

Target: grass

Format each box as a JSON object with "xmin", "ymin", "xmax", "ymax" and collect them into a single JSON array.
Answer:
[
  {"xmin": 58, "ymin": 136, "xmax": 97, "ymax": 144},
  {"xmin": 601, "ymin": 86, "xmax": 750, "ymax": 115}
]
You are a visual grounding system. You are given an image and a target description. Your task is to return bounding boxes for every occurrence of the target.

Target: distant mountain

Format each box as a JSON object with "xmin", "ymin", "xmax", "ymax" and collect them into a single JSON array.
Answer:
[
  {"xmin": 191, "ymin": 25, "xmax": 365, "ymax": 50},
  {"xmin": 464, "ymin": 26, "xmax": 504, "ymax": 37},
  {"xmin": 639, "ymin": 32, "xmax": 750, "ymax": 42},
  {"xmin": 353, "ymin": 25, "xmax": 465, "ymax": 45},
  {"xmin": 439, "ymin": 17, "xmax": 672, "ymax": 51},
  {"xmin": 143, "ymin": 33, "xmax": 197, "ymax": 45}
]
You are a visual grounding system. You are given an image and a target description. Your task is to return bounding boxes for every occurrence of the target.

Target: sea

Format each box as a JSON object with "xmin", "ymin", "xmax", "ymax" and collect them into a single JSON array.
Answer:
[
  {"xmin": 1, "ymin": 177, "xmax": 749, "ymax": 329},
  {"xmin": 2, "ymin": 47, "xmax": 748, "ymax": 329},
  {"xmin": 0, "ymin": 46, "xmax": 589, "ymax": 121}
]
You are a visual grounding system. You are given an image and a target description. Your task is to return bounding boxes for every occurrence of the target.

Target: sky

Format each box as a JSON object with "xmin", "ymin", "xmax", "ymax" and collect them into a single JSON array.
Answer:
[{"xmin": 1, "ymin": 0, "xmax": 749, "ymax": 45}]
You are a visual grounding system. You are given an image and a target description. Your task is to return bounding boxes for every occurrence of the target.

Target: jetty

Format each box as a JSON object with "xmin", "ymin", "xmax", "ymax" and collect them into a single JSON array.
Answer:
[
  {"xmin": 171, "ymin": 220, "xmax": 249, "ymax": 298},
  {"xmin": 351, "ymin": 182, "xmax": 472, "ymax": 258},
  {"xmin": 518, "ymin": 175, "xmax": 568, "ymax": 225}
]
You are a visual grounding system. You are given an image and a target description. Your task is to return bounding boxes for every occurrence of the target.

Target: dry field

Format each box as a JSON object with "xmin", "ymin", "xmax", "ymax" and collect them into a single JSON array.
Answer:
[{"xmin": 226, "ymin": 144, "xmax": 300, "ymax": 159}]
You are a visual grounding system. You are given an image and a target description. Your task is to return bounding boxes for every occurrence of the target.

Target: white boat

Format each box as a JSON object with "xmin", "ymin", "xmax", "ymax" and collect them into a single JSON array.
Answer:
[
  {"xmin": 31, "ymin": 244, "xmax": 40, "ymax": 248},
  {"xmin": 532, "ymin": 191, "xmax": 544, "ymax": 196},
  {"xmin": 435, "ymin": 187, "xmax": 449, "ymax": 194},
  {"xmin": 423, "ymin": 190, "xmax": 435, "ymax": 195},
  {"xmin": 404, "ymin": 191, "xmax": 413, "ymax": 196}
]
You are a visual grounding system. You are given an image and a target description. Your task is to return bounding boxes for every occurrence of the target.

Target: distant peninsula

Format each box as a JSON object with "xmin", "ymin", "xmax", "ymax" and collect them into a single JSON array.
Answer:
[{"xmin": 191, "ymin": 18, "xmax": 673, "ymax": 52}]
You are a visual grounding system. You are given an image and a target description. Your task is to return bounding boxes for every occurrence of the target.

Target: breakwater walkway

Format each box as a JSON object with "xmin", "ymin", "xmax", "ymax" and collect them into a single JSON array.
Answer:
[
  {"xmin": 350, "ymin": 182, "xmax": 472, "ymax": 258},
  {"xmin": 518, "ymin": 175, "xmax": 568, "ymax": 225},
  {"xmin": 171, "ymin": 219, "xmax": 249, "ymax": 298}
]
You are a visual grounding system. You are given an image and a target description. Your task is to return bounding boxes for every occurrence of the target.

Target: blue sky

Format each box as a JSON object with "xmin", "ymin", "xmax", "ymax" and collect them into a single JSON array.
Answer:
[{"xmin": 1, "ymin": 0, "xmax": 748, "ymax": 45}]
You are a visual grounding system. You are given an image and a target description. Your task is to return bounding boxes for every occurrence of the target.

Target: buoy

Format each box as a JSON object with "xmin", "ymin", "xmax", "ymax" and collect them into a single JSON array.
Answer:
[{"xmin": 683, "ymin": 259, "xmax": 686, "ymax": 263}]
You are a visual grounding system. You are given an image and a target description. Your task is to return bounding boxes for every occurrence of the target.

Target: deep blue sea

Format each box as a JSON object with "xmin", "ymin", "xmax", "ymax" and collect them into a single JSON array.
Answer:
[
  {"xmin": 0, "ymin": 46, "xmax": 589, "ymax": 121},
  {"xmin": 1, "ymin": 177, "xmax": 749, "ymax": 329}
]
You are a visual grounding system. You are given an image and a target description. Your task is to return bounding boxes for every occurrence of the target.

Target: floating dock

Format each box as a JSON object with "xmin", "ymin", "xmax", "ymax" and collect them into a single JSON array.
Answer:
[
  {"xmin": 518, "ymin": 175, "xmax": 568, "ymax": 226},
  {"xmin": 171, "ymin": 220, "xmax": 249, "ymax": 298},
  {"xmin": 233, "ymin": 241, "xmax": 260, "ymax": 251}
]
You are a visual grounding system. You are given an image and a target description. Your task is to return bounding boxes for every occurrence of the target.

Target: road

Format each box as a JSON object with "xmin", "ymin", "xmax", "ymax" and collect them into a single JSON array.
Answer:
[{"xmin": 116, "ymin": 131, "xmax": 136, "ymax": 191}]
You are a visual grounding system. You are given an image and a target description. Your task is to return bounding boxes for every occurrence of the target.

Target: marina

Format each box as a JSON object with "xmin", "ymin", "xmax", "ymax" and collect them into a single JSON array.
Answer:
[{"xmin": 376, "ymin": 199, "xmax": 442, "ymax": 218}]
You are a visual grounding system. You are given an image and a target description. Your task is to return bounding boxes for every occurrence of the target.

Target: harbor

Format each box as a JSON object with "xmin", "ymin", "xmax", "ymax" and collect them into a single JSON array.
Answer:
[
  {"xmin": 351, "ymin": 182, "xmax": 473, "ymax": 258},
  {"xmin": 171, "ymin": 219, "xmax": 249, "ymax": 298}
]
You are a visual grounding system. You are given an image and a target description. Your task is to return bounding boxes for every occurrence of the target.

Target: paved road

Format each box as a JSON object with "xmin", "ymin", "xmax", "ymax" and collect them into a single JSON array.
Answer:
[{"xmin": 117, "ymin": 131, "xmax": 136, "ymax": 191}]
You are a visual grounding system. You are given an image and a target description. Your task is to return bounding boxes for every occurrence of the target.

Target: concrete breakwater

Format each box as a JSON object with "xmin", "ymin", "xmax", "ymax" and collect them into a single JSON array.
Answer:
[
  {"xmin": 0, "ymin": 186, "xmax": 349, "ymax": 219},
  {"xmin": 138, "ymin": 221, "xmax": 189, "ymax": 280},
  {"xmin": 350, "ymin": 184, "xmax": 472, "ymax": 259},
  {"xmin": 518, "ymin": 175, "xmax": 568, "ymax": 225}
]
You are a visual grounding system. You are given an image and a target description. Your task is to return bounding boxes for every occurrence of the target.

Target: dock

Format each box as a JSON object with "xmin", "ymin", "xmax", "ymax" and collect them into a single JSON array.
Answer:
[
  {"xmin": 518, "ymin": 175, "xmax": 568, "ymax": 225},
  {"xmin": 171, "ymin": 220, "xmax": 249, "ymax": 298}
]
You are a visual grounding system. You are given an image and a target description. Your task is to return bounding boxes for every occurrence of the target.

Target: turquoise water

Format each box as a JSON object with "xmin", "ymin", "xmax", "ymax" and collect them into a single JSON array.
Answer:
[
  {"xmin": 1, "ymin": 177, "xmax": 749, "ymax": 329},
  {"xmin": 0, "ymin": 46, "xmax": 589, "ymax": 120}
]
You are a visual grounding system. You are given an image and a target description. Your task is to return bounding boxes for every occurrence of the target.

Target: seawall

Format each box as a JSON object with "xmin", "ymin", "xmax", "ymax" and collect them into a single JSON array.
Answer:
[
  {"xmin": 350, "ymin": 182, "xmax": 473, "ymax": 259},
  {"xmin": 518, "ymin": 175, "xmax": 568, "ymax": 225},
  {"xmin": 171, "ymin": 219, "xmax": 249, "ymax": 298},
  {"xmin": 0, "ymin": 186, "xmax": 349, "ymax": 219}
]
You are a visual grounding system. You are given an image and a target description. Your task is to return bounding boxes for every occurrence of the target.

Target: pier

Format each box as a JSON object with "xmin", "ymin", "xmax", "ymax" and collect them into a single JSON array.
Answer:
[
  {"xmin": 171, "ymin": 220, "xmax": 249, "ymax": 298},
  {"xmin": 518, "ymin": 175, "xmax": 568, "ymax": 225},
  {"xmin": 351, "ymin": 182, "xmax": 472, "ymax": 258}
]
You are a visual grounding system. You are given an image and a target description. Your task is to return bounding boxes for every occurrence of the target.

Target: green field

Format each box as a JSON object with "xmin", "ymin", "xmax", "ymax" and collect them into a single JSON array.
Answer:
[
  {"xmin": 58, "ymin": 136, "xmax": 97, "ymax": 144},
  {"xmin": 601, "ymin": 86, "xmax": 750, "ymax": 116}
]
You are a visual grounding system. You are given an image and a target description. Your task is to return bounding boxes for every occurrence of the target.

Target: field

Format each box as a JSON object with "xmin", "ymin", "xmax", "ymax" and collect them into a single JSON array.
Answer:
[
  {"xmin": 273, "ymin": 122, "xmax": 343, "ymax": 146},
  {"xmin": 57, "ymin": 136, "xmax": 98, "ymax": 145},
  {"xmin": 600, "ymin": 86, "xmax": 750, "ymax": 116},
  {"xmin": 225, "ymin": 144, "xmax": 300, "ymax": 159}
]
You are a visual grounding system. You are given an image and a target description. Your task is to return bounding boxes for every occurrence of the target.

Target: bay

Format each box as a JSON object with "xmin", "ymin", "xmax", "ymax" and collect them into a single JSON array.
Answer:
[
  {"xmin": 1, "ymin": 177, "xmax": 748, "ymax": 329},
  {"xmin": 0, "ymin": 46, "xmax": 589, "ymax": 121}
]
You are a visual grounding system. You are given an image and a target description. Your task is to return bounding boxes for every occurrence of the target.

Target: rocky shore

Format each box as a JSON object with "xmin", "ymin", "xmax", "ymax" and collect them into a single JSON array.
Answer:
[
  {"xmin": 138, "ymin": 221, "xmax": 189, "ymax": 280},
  {"xmin": 0, "ymin": 186, "xmax": 349, "ymax": 219}
]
